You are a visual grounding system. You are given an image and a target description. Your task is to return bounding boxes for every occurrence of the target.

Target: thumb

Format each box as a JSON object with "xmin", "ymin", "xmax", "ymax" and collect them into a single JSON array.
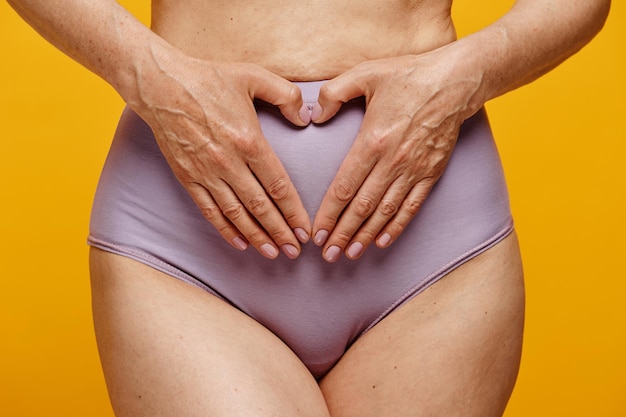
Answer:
[
  {"xmin": 311, "ymin": 75, "xmax": 369, "ymax": 124},
  {"xmin": 249, "ymin": 71, "xmax": 310, "ymax": 127}
]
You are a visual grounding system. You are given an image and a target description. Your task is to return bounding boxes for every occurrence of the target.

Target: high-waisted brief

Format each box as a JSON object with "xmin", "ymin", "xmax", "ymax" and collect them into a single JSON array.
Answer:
[{"xmin": 88, "ymin": 81, "xmax": 513, "ymax": 379}]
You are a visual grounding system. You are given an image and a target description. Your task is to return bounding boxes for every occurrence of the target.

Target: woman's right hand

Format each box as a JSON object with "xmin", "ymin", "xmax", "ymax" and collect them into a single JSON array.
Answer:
[{"xmin": 127, "ymin": 47, "xmax": 312, "ymax": 259}]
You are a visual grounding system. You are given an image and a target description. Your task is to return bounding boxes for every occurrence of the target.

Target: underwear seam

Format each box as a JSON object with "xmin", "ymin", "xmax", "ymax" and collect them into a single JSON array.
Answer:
[
  {"xmin": 88, "ymin": 220, "xmax": 514, "ymax": 342},
  {"xmin": 86, "ymin": 235, "xmax": 223, "ymax": 298},
  {"xmin": 361, "ymin": 219, "xmax": 515, "ymax": 336}
]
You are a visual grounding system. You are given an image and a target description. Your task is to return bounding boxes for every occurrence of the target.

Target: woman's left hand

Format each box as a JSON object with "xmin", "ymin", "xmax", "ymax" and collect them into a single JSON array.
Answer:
[{"xmin": 311, "ymin": 47, "xmax": 486, "ymax": 262}]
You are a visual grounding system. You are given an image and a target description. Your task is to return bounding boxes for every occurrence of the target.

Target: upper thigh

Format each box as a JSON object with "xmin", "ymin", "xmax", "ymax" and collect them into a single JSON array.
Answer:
[
  {"xmin": 319, "ymin": 232, "xmax": 525, "ymax": 417},
  {"xmin": 89, "ymin": 248, "xmax": 330, "ymax": 417}
]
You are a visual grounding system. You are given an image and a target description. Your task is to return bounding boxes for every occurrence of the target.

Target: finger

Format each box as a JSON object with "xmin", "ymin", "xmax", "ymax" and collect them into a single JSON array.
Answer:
[
  {"xmin": 248, "ymin": 70, "xmax": 310, "ymax": 126},
  {"xmin": 247, "ymin": 146, "xmax": 312, "ymax": 243},
  {"xmin": 186, "ymin": 182, "xmax": 249, "ymax": 251},
  {"xmin": 223, "ymin": 159, "xmax": 305, "ymax": 259},
  {"xmin": 375, "ymin": 178, "xmax": 436, "ymax": 249},
  {"xmin": 320, "ymin": 166, "xmax": 396, "ymax": 262},
  {"xmin": 311, "ymin": 143, "xmax": 375, "ymax": 248},
  {"xmin": 311, "ymin": 72, "xmax": 370, "ymax": 124},
  {"xmin": 343, "ymin": 178, "xmax": 407, "ymax": 260},
  {"xmin": 209, "ymin": 177, "xmax": 302, "ymax": 260}
]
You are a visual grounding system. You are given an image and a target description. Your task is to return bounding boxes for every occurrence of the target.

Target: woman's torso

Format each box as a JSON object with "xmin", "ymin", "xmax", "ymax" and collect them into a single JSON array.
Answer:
[{"xmin": 151, "ymin": 0, "xmax": 456, "ymax": 81}]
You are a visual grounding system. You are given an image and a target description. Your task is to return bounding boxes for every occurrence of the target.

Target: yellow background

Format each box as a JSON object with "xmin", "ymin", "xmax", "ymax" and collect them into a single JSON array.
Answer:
[{"xmin": 1, "ymin": 1, "xmax": 624, "ymax": 415}]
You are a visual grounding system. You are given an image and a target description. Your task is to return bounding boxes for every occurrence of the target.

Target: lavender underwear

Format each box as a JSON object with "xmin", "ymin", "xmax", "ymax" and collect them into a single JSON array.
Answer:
[{"xmin": 88, "ymin": 81, "xmax": 513, "ymax": 379}]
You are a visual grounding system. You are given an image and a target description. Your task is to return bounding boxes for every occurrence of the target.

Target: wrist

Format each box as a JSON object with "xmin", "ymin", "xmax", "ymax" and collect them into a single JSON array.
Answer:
[
  {"xmin": 105, "ymin": 23, "xmax": 177, "ymax": 106},
  {"xmin": 442, "ymin": 27, "xmax": 511, "ymax": 110},
  {"xmin": 414, "ymin": 38, "xmax": 496, "ymax": 120}
]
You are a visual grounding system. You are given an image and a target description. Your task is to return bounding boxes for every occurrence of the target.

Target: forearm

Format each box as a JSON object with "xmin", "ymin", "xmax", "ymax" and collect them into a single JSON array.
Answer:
[
  {"xmin": 6, "ymin": 0, "xmax": 173, "ymax": 104},
  {"xmin": 453, "ymin": 0, "xmax": 610, "ymax": 111}
]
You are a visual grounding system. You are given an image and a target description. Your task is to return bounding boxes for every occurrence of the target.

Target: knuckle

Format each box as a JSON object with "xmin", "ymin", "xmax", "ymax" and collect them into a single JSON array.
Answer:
[
  {"xmin": 245, "ymin": 229, "xmax": 266, "ymax": 244},
  {"xmin": 390, "ymin": 134, "xmax": 421, "ymax": 166},
  {"xmin": 352, "ymin": 194, "xmax": 377, "ymax": 218},
  {"xmin": 231, "ymin": 130, "xmax": 260, "ymax": 158},
  {"xmin": 246, "ymin": 195, "xmax": 270, "ymax": 217},
  {"xmin": 334, "ymin": 229, "xmax": 354, "ymax": 246},
  {"xmin": 359, "ymin": 230, "xmax": 377, "ymax": 245},
  {"xmin": 391, "ymin": 144, "xmax": 411, "ymax": 166},
  {"xmin": 221, "ymin": 201, "xmax": 245, "ymax": 220},
  {"xmin": 209, "ymin": 149, "xmax": 232, "ymax": 170},
  {"xmin": 175, "ymin": 169, "xmax": 194, "ymax": 184},
  {"xmin": 282, "ymin": 210, "xmax": 300, "ymax": 225},
  {"xmin": 389, "ymin": 218, "xmax": 408, "ymax": 235},
  {"xmin": 333, "ymin": 177, "xmax": 357, "ymax": 202},
  {"xmin": 365, "ymin": 131, "xmax": 389, "ymax": 155},
  {"xmin": 216, "ymin": 222, "xmax": 233, "ymax": 235},
  {"xmin": 195, "ymin": 138, "xmax": 230, "ymax": 170},
  {"xmin": 378, "ymin": 199, "xmax": 399, "ymax": 217},
  {"xmin": 320, "ymin": 212, "xmax": 339, "ymax": 225},
  {"xmin": 403, "ymin": 197, "xmax": 422, "ymax": 217},
  {"xmin": 266, "ymin": 177, "xmax": 290, "ymax": 201},
  {"xmin": 199, "ymin": 203, "xmax": 222, "ymax": 222},
  {"xmin": 268, "ymin": 227, "xmax": 290, "ymax": 243},
  {"xmin": 286, "ymin": 84, "xmax": 302, "ymax": 103},
  {"xmin": 432, "ymin": 155, "xmax": 450, "ymax": 173},
  {"xmin": 318, "ymin": 82, "xmax": 335, "ymax": 100}
]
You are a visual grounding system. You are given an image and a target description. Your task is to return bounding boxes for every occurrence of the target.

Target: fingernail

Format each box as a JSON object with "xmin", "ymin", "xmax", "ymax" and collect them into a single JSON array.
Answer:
[
  {"xmin": 377, "ymin": 233, "xmax": 392, "ymax": 248},
  {"xmin": 281, "ymin": 244, "xmax": 299, "ymax": 259},
  {"xmin": 347, "ymin": 242, "xmax": 364, "ymax": 259},
  {"xmin": 232, "ymin": 236, "xmax": 248, "ymax": 251},
  {"xmin": 311, "ymin": 103, "xmax": 323, "ymax": 122},
  {"xmin": 299, "ymin": 103, "xmax": 311, "ymax": 125},
  {"xmin": 260, "ymin": 243, "xmax": 279, "ymax": 259},
  {"xmin": 294, "ymin": 227, "xmax": 310, "ymax": 243},
  {"xmin": 314, "ymin": 229, "xmax": 329, "ymax": 246},
  {"xmin": 324, "ymin": 245, "xmax": 342, "ymax": 263}
]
